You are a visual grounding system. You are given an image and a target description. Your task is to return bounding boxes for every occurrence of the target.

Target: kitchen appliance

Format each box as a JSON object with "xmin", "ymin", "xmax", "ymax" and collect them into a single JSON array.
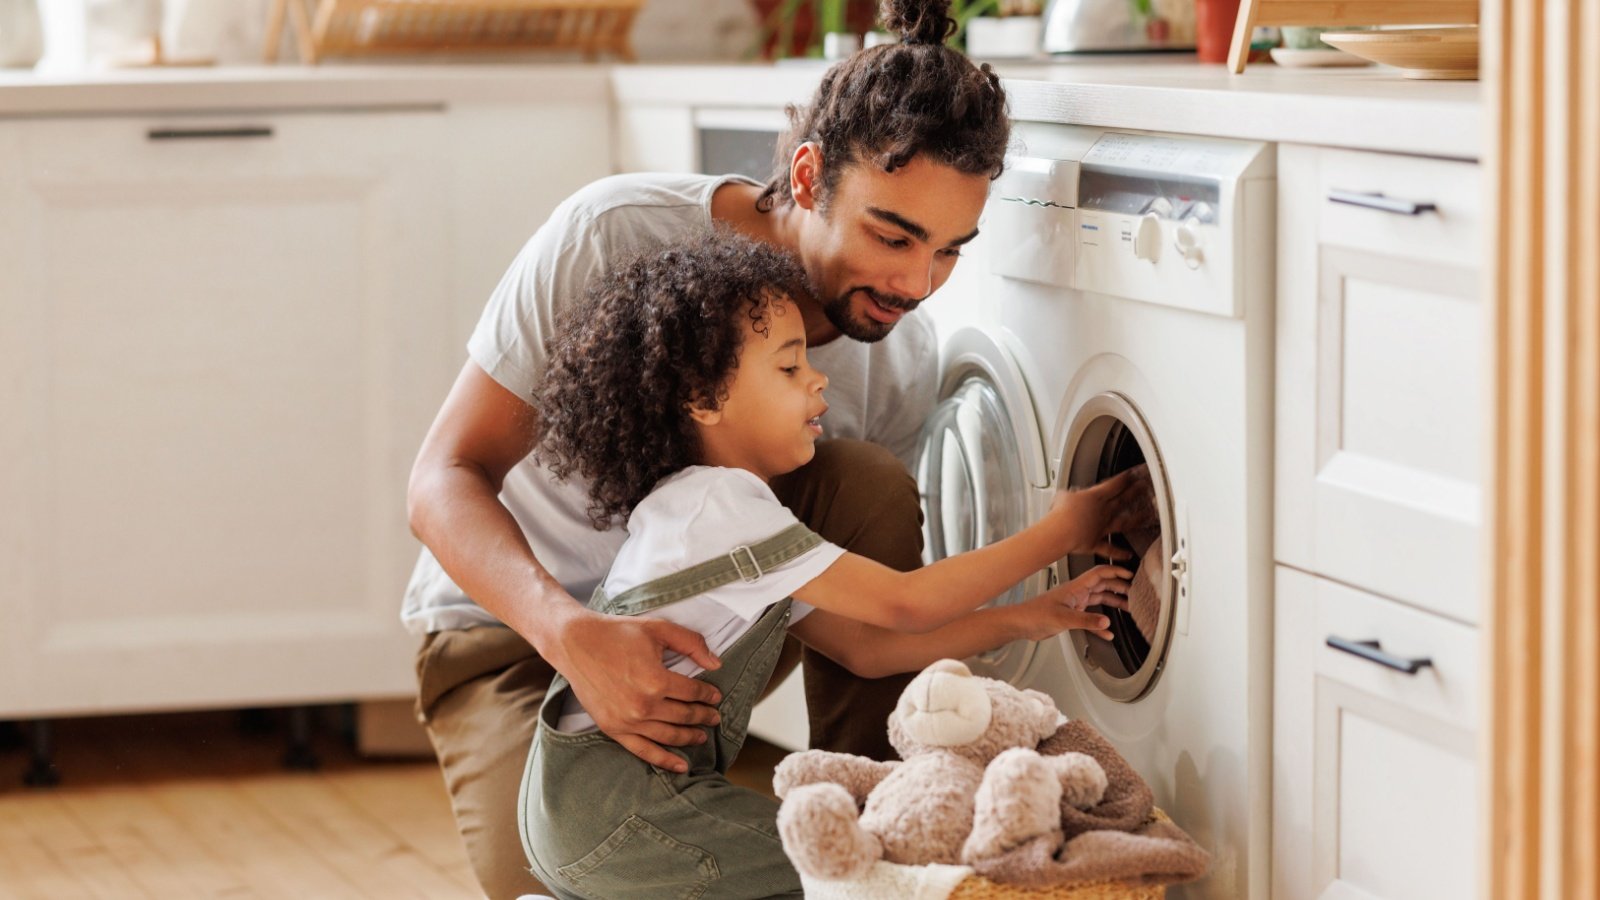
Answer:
[
  {"xmin": 919, "ymin": 123, "xmax": 1275, "ymax": 898},
  {"xmin": 1041, "ymin": 0, "xmax": 1197, "ymax": 53},
  {"xmin": 0, "ymin": 0, "xmax": 43, "ymax": 68}
]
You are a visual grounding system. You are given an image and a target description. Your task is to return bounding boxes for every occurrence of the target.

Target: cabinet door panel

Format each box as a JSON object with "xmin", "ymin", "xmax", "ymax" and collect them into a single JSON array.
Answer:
[
  {"xmin": 1273, "ymin": 566, "xmax": 1480, "ymax": 900},
  {"xmin": 0, "ymin": 112, "xmax": 451, "ymax": 715},
  {"xmin": 1276, "ymin": 145, "xmax": 1483, "ymax": 624}
]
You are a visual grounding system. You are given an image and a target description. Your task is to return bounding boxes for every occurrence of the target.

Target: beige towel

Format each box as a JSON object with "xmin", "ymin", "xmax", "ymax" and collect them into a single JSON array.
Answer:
[
  {"xmin": 962, "ymin": 721, "xmax": 1209, "ymax": 888},
  {"xmin": 1124, "ymin": 535, "xmax": 1164, "ymax": 645},
  {"xmin": 968, "ymin": 812, "xmax": 1209, "ymax": 890},
  {"xmin": 960, "ymin": 717, "xmax": 1209, "ymax": 883},
  {"xmin": 1038, "ymin": 721, "xmax": 1154, "ymax": 839}
]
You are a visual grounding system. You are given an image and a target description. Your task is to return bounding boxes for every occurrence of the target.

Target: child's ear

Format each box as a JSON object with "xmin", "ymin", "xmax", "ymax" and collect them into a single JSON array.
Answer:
[{"xmin": 687, "ymin": 399, "xmax": 722, "ymax": 426}]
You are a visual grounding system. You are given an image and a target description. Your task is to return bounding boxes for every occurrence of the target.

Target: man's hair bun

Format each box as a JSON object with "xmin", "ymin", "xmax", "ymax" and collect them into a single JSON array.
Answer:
[{"xmin": 880, "ymin": 0, "xmax": 954, "ymax": 45}]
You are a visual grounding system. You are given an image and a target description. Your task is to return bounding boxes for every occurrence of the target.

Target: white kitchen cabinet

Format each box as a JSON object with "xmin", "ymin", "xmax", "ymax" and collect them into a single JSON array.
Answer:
[
  {"xmin": 1272, "ymin": 566, "xmax": 1479, "ymax": 900},
  {"xmin": 1275, "ymin": 144, "xmax": 1483, "ymax": 626},
  {"xmin": 1273, "ymin": 144, "xmax": 1485, "ymax": 900},
  {"xmin": 0, "ymin": 99, "xmax": 612, "ymax": 719}
]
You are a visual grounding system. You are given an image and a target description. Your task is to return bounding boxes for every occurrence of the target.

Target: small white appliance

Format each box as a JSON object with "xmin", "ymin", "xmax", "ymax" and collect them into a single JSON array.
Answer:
[
  {"xmin": 1041, "ymin": 0, "xmax": 1197, "ymax": 53},
  {"xmin": 919, "ymin": 123, "xmax": 1275, "ymax": 898}
]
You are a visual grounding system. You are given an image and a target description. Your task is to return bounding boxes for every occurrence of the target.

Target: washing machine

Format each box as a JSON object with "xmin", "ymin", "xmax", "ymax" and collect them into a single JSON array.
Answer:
[{"xmin": 917, "ymin": 123, "xmax": 1275, "ymax": 899}]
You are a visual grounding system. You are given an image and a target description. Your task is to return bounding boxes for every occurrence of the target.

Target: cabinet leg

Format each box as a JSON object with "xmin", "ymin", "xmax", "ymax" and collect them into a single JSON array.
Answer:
[
  {"xmin": 236, "ymin": 707, "xmax": 274, "ymax": 736},
  {"xmin": 283, "ymin": 706, "xmax": 320, "ymax": 771},
  {"xmin": 23, "ymin": 721, "xmax": 61, "ymax": 788}
]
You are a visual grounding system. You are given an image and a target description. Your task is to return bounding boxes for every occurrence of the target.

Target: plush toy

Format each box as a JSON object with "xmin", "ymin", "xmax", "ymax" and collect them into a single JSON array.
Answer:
[{"xmin": 774, "ymin": 658, "xmax": 1109, "ymax": 881}]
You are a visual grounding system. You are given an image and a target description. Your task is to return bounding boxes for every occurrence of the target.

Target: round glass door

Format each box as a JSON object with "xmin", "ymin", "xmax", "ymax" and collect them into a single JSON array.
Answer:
[
  {"xmin": 1059, "ymin": 392, "xmax": 1177, "ymax": 703},
  {"xmin": 917, "ymin": 369, "xmax": 1041, "ymax": 678}
]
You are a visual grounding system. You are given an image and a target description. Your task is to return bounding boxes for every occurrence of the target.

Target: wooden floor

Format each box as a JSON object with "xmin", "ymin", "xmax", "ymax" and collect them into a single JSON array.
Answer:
[{"xmin": 0, "ymin": 711, "xmax": 789, "ymax": 900}]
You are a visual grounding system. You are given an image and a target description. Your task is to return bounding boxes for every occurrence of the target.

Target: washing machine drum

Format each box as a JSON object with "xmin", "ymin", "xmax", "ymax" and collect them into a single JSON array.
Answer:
[{"xmin": 916, "ymin": 374, "xmax": 1046, "ymax": 684}]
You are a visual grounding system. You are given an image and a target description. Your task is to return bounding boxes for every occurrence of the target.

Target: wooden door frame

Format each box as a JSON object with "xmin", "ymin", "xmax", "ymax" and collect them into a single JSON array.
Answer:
[{"xmin": 1484, "ymin": 0, "xmax": 1600, "ymax": 896}]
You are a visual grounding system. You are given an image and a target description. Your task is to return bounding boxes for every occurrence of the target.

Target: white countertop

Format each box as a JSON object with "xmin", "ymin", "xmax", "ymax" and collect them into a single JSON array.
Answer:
[
  {"xmin": 0, "ymin": 59, "xmax": 1480, "ymax": 159},
  {"xmin": 998, "ymin": 60, "xmax": 1480, "ymax": 160},
  {"xmin": 0, "ymin": 64, "xmax": 613, "ymax": 115}
]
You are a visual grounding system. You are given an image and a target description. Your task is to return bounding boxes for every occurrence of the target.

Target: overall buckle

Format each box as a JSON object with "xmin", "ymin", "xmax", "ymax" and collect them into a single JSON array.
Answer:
[{"xmin": 729, "ymin": 545, "xmax": 763, "ymax": 584}]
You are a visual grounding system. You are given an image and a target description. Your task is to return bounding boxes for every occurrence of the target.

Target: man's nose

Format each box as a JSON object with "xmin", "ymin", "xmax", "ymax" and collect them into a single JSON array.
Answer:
[{"xmin": 887, "ymin": 252, "xmax": 936, "ymax": 301}]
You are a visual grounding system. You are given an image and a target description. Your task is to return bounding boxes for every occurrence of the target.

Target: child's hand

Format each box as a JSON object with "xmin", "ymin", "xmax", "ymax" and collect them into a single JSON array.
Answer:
[
  {"xmin": 1014, "ymin": 564, "xmax": 1133, "ymax": 642},
  {"xmin": 1047, "ymin": 465, "xmax": 1157, "ymax": 556}
]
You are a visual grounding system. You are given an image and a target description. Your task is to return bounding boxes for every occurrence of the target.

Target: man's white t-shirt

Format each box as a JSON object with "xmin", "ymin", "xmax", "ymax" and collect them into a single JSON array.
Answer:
[
  {"xmin": 555, "ymin": 466, "xmax": 846, "ymax": 732},
  {"xmin": 400, "ymin": 172, "xmax": 938, "ymax": 634}
]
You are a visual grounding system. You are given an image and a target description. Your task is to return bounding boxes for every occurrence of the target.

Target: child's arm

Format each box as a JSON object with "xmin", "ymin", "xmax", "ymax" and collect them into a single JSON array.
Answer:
[
  {"xmin": 790, "ymin": 564, "xmax": 1133, "ymax": 679},
  {"xmin": 791, "ymin": 466, "xmax": 1150, "ymax": 634}
]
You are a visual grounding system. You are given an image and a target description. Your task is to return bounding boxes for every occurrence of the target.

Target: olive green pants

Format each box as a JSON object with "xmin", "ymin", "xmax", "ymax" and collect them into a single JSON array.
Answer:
[
  {"xmin": 414, "ymin": 440, "xmax": 923, "ymax": 899},
  {"xmin": 521, "ymin": 524, "xmax": 822, "ymax": 900}
]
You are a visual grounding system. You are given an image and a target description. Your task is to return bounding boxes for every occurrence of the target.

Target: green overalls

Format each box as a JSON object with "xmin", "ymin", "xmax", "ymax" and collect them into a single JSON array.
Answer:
[{"xmin": 518, "ymin": 524, "xmax": 820, "ymax": 900}]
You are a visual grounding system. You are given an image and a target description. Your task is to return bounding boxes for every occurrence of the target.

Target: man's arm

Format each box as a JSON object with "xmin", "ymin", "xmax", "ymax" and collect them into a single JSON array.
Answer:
[{"xmin": 406, "ymin": 360, "xmax": 723, "ymax": 773}]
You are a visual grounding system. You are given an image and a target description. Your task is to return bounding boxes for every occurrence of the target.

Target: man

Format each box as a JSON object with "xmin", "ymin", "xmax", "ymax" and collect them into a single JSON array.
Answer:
[{"xmin": 404, "ymin": 2, "xmax": 1011, "ymax": 894}]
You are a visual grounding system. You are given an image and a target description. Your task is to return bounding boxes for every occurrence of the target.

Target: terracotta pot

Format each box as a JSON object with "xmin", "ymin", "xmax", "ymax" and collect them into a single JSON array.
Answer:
[{"xmin": 748, "ymin": 0, "xmax": 879, "ymax": 59}]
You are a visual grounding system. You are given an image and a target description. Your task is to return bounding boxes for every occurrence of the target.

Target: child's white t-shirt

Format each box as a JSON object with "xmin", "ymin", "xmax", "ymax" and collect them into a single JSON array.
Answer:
[{"xmin": 555, "ymin": 465, "xmax": 846, "ymax": 733}]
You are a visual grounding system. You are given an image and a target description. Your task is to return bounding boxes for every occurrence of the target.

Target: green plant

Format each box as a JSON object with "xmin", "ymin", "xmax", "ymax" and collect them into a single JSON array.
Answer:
[{"xmin": 947, "ymin": 0, "xmax": 1000, "ymax": 49}]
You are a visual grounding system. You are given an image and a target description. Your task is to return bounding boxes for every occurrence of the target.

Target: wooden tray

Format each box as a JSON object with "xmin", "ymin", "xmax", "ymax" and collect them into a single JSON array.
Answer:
[
  {"xmin": 1319, "ymin": 26, "xmax": 1479, "ymax": 80},
  {"xmin": 265, "ymin": 0, "xmax": 645, "ymax": 64}
]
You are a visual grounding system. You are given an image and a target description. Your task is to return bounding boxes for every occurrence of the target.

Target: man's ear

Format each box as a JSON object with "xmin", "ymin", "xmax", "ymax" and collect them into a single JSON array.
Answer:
[{"xmin": 790, "ymin": 142, "xmax": 822, "ymax": 212}]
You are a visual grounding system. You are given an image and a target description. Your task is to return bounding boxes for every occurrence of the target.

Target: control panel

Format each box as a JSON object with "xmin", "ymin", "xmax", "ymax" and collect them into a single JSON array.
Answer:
[{"xmin": 988, "ymin": 125, "xmax": 1274, "ymax": 319}]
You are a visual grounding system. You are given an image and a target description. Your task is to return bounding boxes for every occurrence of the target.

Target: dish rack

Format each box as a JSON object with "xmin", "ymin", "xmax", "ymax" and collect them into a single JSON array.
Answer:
[{"xmin": 263, "ymin": 0, "xmax": 645, "ymax": 64}]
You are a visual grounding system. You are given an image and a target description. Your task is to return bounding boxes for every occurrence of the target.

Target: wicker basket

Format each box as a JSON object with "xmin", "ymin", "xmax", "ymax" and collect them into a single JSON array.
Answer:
[
  {"xmin": 948, "ymin": 875, "xmax": 1163, "ymax": 900},
  {"xmin": 264, "ymin": 0, "xmax": 645, "ymax": 63}
]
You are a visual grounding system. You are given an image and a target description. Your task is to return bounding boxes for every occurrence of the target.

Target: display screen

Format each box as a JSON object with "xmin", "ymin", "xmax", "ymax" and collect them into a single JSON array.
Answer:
[{"xmin": 1078, "ymin": 165, "xmax": 1221, "ymax": 223}]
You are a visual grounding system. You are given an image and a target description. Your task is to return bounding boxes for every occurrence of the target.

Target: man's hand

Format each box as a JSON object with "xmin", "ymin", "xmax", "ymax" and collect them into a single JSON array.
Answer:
[{"xmin": 547, "ymin": 611, "xmax": 724, "ymax": 774}]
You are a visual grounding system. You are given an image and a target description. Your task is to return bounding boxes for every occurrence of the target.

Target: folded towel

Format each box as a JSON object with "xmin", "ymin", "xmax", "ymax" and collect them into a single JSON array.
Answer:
[
  {"xmin": 958, "ymin": 721, "xmax": 1209, "ymax": 889},
  {"xmin": 1039, "ymin": 720, "xmax": 1154, "ymax": 839},
  {"xmin": 967, "ymin": 809, "xmax": 1209, "ymax": 890}
]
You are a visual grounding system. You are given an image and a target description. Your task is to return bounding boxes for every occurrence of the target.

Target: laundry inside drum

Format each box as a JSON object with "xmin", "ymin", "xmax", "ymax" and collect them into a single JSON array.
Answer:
[
  {"xmin": 1094, "ymin": 423, "xmax": 1157, "ymax": 674},
  {"xmin": 1062, "ymin": 393, "xmax": 1175, "ymax": 703}
]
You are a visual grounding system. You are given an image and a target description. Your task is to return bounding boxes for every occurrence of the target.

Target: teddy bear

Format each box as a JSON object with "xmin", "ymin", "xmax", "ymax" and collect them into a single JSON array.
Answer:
[{"xmin": 773, "ymin": 658, "xmax": 1109, "ymax": 881}]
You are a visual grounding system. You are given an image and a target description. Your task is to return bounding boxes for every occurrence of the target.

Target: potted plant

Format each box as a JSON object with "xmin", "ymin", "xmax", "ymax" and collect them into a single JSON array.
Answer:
[
  {"xmin": 961, "ymin": 0, "xmax": 1044, "ymax": 58},
  {"xmin": 750, "ymin": 0, "xmax": 877, "ymax": 59}
]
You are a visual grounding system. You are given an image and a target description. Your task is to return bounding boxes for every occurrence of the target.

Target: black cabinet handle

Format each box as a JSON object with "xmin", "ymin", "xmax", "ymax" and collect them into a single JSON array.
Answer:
[
  {"xmin": 147, "ymin": 126, "xmax": 274, "ymax": 141},
  {"xmin": 1327, "ymin": 189, "xmax": 1438, "ymax": 216},
  {"xmin": 1326, "ymin": 636, "xmax": 1434, "ymax": 675}
]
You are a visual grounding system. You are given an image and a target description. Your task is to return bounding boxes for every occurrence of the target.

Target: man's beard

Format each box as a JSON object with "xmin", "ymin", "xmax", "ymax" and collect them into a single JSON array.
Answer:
[{"xmin": 821, "ymin": 288, "xmax": 921, "ymax": 343}]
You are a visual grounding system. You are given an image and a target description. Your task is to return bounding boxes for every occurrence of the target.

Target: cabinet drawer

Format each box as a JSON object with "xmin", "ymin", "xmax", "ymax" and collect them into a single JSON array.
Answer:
[
  {"xmin": 1273, "ymin": 566, "xmax": 1479, "ymax": 900},
  {"xmin": 1317, "ymin": 148, "xmax": 1482, "ymax": 269},
  {"xmin": 1277, "ymin": 144, "xmax": 1484, "ymax": 624},
  {"xmin": 1312, "ymin": 571, "xmax": 1479, "ymax": 729}
]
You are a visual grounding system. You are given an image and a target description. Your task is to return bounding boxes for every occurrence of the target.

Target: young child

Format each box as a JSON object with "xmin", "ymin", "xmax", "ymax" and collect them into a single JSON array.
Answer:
[{"xmin": 518, "ymin": 230, "xmax": 1149, "ymax": 899}]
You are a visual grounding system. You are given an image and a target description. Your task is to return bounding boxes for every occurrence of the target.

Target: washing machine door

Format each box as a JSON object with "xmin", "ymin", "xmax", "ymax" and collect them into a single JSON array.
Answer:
[{"xmin": 916, "ymin": 327, "xmax": 1052, "ymax": 685}]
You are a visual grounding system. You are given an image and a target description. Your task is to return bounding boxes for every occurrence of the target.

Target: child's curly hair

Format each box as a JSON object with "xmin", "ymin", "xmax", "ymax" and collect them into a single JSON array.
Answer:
[{"xmin": 533, "ymin": 230, "xmax": 813, "ymax": 529}]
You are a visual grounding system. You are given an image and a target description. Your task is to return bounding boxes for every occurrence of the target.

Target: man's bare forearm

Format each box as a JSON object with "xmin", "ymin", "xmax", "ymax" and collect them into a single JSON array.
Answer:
[{"xmin": 408, "ymin": 459, "xmax": 583, "ymax": 660}]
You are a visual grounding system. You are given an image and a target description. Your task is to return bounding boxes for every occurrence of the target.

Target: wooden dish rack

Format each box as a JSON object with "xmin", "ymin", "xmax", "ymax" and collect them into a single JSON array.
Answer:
[
  {"xmin": 1226, "ymin": 0, "xmax": 1478, "ymax": 72},
  {"xmin": 264, "ymin": 0, "xmax": 645, "ymax": 64}
]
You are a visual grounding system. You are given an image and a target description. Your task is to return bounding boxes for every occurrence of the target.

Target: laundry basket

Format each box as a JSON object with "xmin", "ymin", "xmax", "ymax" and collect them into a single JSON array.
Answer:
[
  {"xmin": 947, "ymin": 874, "xmax": 1164, "ymax": 899},
  {"xmin": 264, "ymin": 0, "xmax": 646, "ymax": 63}
]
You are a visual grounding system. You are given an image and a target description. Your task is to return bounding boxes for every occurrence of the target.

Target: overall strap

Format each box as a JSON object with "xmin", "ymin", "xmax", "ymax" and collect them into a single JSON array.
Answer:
[{"xmin": 594, "ymin": 523, "xmax": 822, "ymax": 617}]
